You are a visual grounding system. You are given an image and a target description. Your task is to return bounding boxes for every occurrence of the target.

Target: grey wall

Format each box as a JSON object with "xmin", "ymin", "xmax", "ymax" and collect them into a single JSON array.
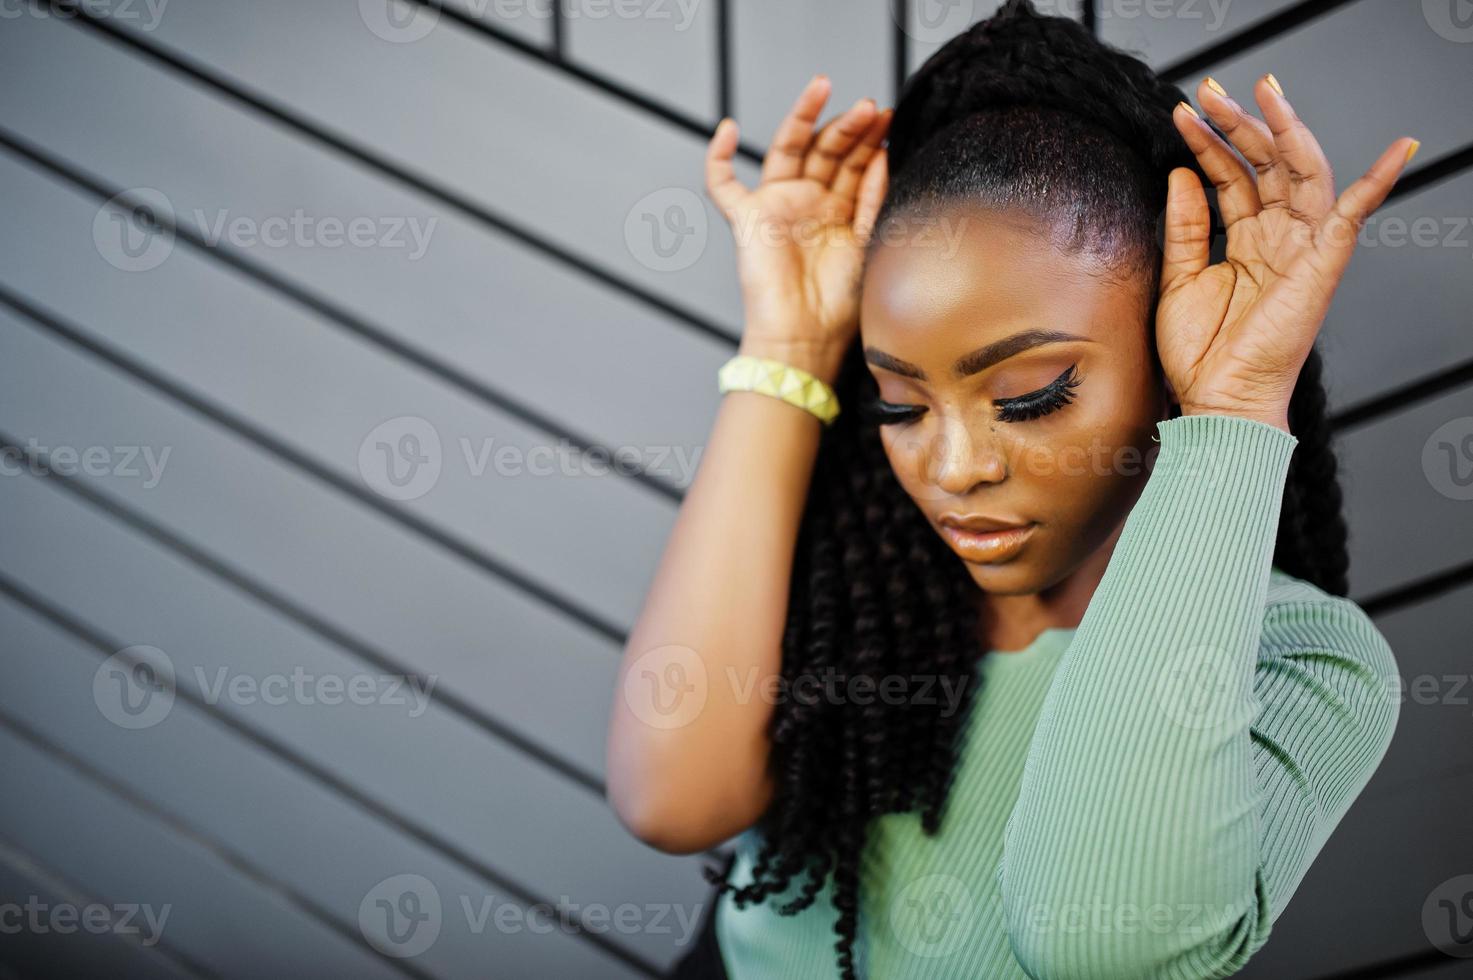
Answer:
[{"xmin": 0, "ymin": 1, "xmax": 1467, "ymax": 977}]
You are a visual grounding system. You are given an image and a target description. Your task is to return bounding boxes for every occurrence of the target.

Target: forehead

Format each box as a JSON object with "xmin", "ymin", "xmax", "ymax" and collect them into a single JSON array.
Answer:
[{"xmin": 860, "ymin": 206, "xmax": 1143, "ymax": 351}]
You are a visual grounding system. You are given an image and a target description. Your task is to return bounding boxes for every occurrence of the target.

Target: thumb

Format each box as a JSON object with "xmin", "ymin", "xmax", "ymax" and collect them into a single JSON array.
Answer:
[
  {"xmin": 853, "ymin": 149, "xmax": 888, "ymax": 245},
  {"xmin": 1161, "ymin": 167, "xmax": 1210, "ymax": 294}
]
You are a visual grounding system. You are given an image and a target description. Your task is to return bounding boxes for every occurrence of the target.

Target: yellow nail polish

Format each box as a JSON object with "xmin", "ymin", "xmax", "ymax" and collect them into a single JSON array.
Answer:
[
  {"xmin": 1265, "ymin": 73, "xmax": 1283, "ymax": 96},
  {"xmin": 1405, "ymin": 139, "xmax": 1421, "ymax": 164},
  {"xmin": 1177, "ymin": 101, "xmax": 1199, "ymax": 118},
  {"xmin": 1204, "ymin": 76, "xmax": 1227, "ymax": 98}
]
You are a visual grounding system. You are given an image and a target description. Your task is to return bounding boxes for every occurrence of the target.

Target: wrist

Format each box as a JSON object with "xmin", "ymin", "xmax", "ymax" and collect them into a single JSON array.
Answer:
[
  {"xmin": 1179, "ymin": 401, "xmax": 1291, "ymax": 434},
  {"xmin": 737, "ymin": 334, "xmax": 847, "ymax": 386}
]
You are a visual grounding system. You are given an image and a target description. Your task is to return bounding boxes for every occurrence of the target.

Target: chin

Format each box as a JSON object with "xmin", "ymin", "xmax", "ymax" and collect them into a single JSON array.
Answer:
[{"xmin": 958, "ymin": 558, "xmax": 1044, "ymax": 596}]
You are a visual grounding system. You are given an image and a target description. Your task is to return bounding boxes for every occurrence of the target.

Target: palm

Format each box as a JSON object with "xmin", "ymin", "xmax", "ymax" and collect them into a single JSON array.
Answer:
[
  {"xmin": 731, "ymin": 180, "xmax": 867, "ymax": 340},
  {"xmin": 705, "ymin": 76, "xmax": 892, "ymax": 349},
  {"xmin": 1157, "ymin": 76, "xmax": 1416, "ymax": 426}
]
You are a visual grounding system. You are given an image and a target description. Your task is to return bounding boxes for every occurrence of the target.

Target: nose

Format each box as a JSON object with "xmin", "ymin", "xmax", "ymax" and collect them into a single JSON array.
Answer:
[{"xmin": 896, "ymin": 415, "xmax": 1008, "ymax": 500}]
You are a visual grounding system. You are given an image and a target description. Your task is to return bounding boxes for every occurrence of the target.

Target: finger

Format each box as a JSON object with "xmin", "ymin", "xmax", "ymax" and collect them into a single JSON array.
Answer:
[
  {"xmin": 1252, "ymin": 73, "xmax": 1337, "ymax": 222},
  {"xmin": 762, "ymin": 74, "xmax": 832, "ymax": 183},
  {"xmin": 1311, "ymin": 137, "xmax": 1420, "ymax": 280},
  {"xmin": 803, "ymin": 97, "xmax": 879, "ymax": 187},
  {"xmin": 1173, "ymin": 97, "xmax": 1261, "ymax": 226},
  {"xmin": 1160, "ymin": 166, "xmax": 1212, "ymax": 293},
  {"xmin": 1193, "ymin": 76, "xmax": 1290, "ymax": 211},
  {"xmin": 853, "ymin": 149, "xmax": 889, "ymax": 245},
  {"xmin": 704, "ymin": 117, "xmax": 750, "ymax": 220},
  {"xmin": 831, "ymin": 107, "xmax": 892, "ymax": 203}
]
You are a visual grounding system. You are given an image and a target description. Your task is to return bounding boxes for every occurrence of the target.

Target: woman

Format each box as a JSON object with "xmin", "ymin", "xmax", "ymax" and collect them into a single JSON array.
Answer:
[{"xmin": 606, "ymin": 2, "xmax": 1411, "ymax": 977}]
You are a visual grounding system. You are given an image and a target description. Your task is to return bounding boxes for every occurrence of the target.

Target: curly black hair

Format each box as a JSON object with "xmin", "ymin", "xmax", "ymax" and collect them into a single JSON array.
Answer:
[{"xmin": 701, "ymin": 2, "xmax": 1351, "ymax": 976}]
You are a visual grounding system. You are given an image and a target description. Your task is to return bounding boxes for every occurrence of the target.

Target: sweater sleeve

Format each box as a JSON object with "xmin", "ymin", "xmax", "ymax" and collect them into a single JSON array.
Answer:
[{"xmin": 996, "ymin": 413, "xmax": 1401, "ymax": 980}]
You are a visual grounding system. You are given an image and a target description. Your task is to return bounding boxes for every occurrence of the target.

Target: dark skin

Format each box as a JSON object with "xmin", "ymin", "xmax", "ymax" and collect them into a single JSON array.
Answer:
[{"xmin": 860, "ymin": 207, "xmax": 1171, "ymax": 651}]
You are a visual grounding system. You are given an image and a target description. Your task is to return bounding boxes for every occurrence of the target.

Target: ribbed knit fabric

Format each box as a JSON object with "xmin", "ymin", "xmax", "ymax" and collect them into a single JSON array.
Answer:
[{"xmin": 714, "ymin": 413, "xmax": 1401, "ymax": 979}]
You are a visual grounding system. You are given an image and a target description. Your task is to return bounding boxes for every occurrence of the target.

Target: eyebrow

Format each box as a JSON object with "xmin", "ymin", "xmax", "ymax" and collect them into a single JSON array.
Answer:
[{"xmin": 864, "ymin": 329, "xmax": 1092, "ymax": 382}]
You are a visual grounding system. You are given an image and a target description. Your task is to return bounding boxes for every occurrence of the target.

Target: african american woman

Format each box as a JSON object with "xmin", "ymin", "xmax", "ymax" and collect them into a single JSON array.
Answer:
[{"xmin": 605, "ymin": 2, "xmax": 1411, "ymax": 977}]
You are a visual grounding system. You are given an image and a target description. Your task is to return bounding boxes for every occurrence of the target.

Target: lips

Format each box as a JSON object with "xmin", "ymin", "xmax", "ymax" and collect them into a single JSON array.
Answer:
[{"xmin": 936, "ymin": 515, "xmax": 1036, "ymax": 564}]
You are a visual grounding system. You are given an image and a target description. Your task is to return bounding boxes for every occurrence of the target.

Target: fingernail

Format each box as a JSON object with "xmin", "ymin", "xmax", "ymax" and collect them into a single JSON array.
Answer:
[
  {"xmin": 1405, "ymin": 139, "xmax": 1421, "ymax": 164},
  {"xmin": 1265, "ymin": 73, "xmax": 1283, "ymax": 96},
  {"xmin": 1204, "ymin": 76, "xmax": 1227, "ymax": 98},
  {"xmin": 1177, "ymin": 101, "xmax": 1200, "ymax": 118}
]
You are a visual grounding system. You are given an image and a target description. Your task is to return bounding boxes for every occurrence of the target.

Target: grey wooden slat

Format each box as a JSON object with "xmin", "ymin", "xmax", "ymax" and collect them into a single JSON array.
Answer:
[
  {"xmin": 0, "ymin": 267, "xmax": 619, "ymax": 783},
  {"xmin": 92, "ymin": 0, "xmax": 748, "ymax": 337},
  {"xmin": 0, "ymin": 589, "xmax": 656, "ymax": 979},
  {"xmin": 1234, "ymin": 773, "xmax": 1473, "ymax": 978},
  {"xmin": 0, "ymin": 150, "xmax": 671, "ymax": 637},
  {"xmin": 442, "ymin": 0, "xmax": 553, "ymax": 46},
  {"xmin": 564, "ymin": 0, "xmax": 718, "ymax": 121},
  {"xmin": 0, "ymin": 838, "xmax": 197, "ymax": 980},
  {"xmin": 0, "ymin": 311, "xmax": 713, "ymax": 969},
  {"xmin": 1098, "ymin": 0, "xmax": 1296, "ymax": 69},
  {"xmin": 0, "ymin": 12, "xmax": 727, "ymax": 485},
  {"xmin": 1173, "ymin": 1, "xmax": 1472, "ymax": 172},
  {"xmin": 1339, "ymin": 382, "xmax": 1473, "ymax": 599},
  {"xmin": 1321, "ymin": 168, "xmax": 1473, "ymax": 415},
  {"xmin": 733, "ymin": 0, "xmax": 894, "ymax": 145},
  {"xmin": 0, "ymin": 727, "xmax": 406, "ymax": 980},
  {"xmin": 1362, "ymin": 581, "xmax": 1473, "ymax": 796}
]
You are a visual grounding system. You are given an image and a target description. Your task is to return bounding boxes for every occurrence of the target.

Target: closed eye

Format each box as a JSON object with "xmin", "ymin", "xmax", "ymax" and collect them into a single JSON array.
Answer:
[{"xmin": 862, "ymin": 363, "xmax": 1082, "ymax": 427}]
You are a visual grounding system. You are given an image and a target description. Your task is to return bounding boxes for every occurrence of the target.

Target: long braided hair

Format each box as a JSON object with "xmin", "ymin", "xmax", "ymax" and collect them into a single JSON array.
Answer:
[{"xmin": 703, "ymin": 3, "xmax": 1351, "ymax": 976}]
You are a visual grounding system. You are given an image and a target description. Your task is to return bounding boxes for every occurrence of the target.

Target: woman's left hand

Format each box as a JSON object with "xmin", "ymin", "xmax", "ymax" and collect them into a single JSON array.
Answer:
[{"xmin": 1156, "ymin": 73, "xmax": 1419, "ymax": 432}]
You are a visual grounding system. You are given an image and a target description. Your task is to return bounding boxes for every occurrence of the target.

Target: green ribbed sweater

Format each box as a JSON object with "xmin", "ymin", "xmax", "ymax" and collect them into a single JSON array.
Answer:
[{"xmin": 715, "ymin": 414, "xmax": 1401, "ymax": 979}]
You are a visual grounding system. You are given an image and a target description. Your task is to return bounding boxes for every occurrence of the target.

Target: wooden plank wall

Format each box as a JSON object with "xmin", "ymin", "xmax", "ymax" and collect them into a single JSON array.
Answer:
[{"xmin": 0, "ymin": 1, "xmax": 1467, "ymax": 977}]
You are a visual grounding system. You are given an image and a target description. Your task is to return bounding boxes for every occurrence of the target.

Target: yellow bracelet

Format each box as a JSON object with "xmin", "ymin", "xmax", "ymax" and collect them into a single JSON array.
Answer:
[{"xmin": 717, "ymin": 354, "xmax": 840, "ymax": 425}]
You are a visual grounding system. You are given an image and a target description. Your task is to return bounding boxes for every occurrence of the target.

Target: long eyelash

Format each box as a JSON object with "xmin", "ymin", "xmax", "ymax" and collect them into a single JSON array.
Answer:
[
  {"xmin": 860, "ymin": 396, "xmax": 927, "ymax": 427},
  {"xmin": 993, "ymin": 364, "xmax": 1082, "ymax": 423}
]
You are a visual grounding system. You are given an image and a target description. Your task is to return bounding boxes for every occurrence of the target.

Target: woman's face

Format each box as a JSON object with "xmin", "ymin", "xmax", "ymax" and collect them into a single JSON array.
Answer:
[{"xmin": 859, "ymin": 206, "xmax": 1171, "ymax": 596}]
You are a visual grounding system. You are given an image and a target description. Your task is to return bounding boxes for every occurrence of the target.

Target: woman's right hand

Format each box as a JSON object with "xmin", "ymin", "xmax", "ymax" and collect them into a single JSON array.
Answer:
[{"xmin": 705, "ymin": 74, "xmax": 892, "ymax": 382}]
